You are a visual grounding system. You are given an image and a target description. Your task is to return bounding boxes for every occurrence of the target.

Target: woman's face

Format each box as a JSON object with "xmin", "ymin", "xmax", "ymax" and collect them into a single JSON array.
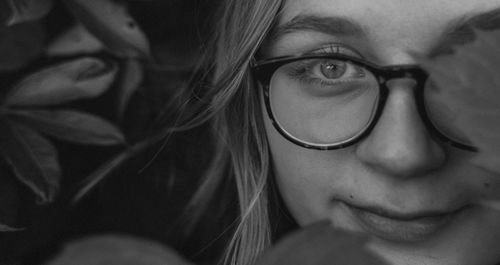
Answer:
[{"xmin": 262, "ymin": 0, "xmax": 500, "ymax": 264}]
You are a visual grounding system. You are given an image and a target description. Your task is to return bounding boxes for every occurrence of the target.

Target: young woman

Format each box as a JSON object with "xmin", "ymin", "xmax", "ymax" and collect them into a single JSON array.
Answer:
[{"xmin": 184, "ymin": 0, "xmax": 500, "ymax": 265}]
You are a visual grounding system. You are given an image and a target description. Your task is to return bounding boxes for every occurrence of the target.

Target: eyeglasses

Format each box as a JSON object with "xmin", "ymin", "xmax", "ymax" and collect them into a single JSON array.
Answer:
[{"xmin": 251, "ymin": 53, "xmax": 476, "ymax": 151}]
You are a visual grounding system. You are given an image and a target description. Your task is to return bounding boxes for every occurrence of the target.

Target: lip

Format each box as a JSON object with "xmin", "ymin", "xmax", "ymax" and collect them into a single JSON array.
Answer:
[{"xmin": 343, "ymin": 202, "xmax": 467, "ymax": 242}]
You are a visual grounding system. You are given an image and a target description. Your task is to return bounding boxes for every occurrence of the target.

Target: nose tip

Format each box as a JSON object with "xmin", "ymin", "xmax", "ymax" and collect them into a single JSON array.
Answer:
[
  {"xmin": 356, "ymin": 80, "xmax": 445, "ymax": 178},
  {"xmin": 359, "ymin": 136, "xmax": 444, "ymax": 177}
]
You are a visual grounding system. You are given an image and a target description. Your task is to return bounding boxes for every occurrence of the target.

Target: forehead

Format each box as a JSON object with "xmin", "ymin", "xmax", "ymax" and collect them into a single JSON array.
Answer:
[
  {"xmin": 268, "ymin": 0, "xmax": 500, "ymax": 61},
  {"xmin": 281, "ymin": 0, "xmax": 500, "ymax": 27}
]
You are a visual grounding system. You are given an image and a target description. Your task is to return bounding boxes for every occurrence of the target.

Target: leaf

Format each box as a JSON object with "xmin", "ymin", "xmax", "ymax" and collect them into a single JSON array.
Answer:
[
  {"xmin": 46, "ymin": 235, "xmax": 193, "ymax": 265},
  {"xmin": 0, "ymin": 22, "xmax": 45, "ymax": 71},
  {"xmin": 255, "ymin": 221, "xmax": 387, "ymax": 265},
  {"xmin": 480, "ymin": 200, "xmax": 500, "ymax": 211},
  {"xmin": 5, "ymin": 0, "xmax": 54, "ymax": 26},
  {"xmin": 10, "ymin": 109, "xmax": 126, "ymax": 146},
  {"xmin": 46, "ymin": 23, "xmax": 104, "ymax": 56},
  {"xmin": 0, "ymin": 119, "xmax": 60, "ymax": 204},
  {"xmin": 117, "ymin": 59, "xmax": 143, "ymax": 119},
  {"xmin": 4, "ymin": 57, "xmax": 118, "ymax": 107},
  {"xmin": 63, "ymin": 0, "xmax": 151, "ymax": 59},
  {"xmin": 417, "ymin": 29, "xmax": 500, "ymax": 174},
  {"xmin": 0, "ymin": 223, "xmax": 23, "ymax": 232}
]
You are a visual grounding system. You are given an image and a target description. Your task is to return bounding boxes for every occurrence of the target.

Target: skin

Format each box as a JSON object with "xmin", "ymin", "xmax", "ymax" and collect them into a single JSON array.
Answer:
[{"xmin": 262, "ymin": 0, "xmax": 500, "ymax": 264}]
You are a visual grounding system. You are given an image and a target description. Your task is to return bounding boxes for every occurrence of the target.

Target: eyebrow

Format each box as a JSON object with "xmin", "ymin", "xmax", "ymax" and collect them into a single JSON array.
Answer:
[
  {"xmin": 431, "ymin": 7, "xmax": 500, "ymax": 56},
  {"xmin": 269, "ymin": 14, "xmax": 365, "ymax": 42}
]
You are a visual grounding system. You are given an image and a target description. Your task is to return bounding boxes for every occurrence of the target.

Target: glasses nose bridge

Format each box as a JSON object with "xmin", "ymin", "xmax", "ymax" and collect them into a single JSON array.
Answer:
[{"xmin": 378, "ymin": 66, "xmax": 428, "ymax": 89}]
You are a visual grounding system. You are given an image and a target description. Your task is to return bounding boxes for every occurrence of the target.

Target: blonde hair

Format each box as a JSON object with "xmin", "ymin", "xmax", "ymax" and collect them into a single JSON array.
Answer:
[{"xmin": 181, "ymin": 1, "xmax": 283, "ymax": 265}]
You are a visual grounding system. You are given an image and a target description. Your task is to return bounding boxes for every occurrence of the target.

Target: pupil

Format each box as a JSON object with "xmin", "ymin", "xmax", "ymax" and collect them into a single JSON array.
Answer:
[{"xmin": 321, "ymin": 60, "xmax": 346, "ymax": 79}]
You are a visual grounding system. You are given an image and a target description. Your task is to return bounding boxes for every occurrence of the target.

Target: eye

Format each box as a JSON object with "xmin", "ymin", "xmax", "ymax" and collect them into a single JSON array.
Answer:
[
  {"xmin": 311, "ymin": 59, "xmax": 365, "ymax": 82},
  {"xmin": 319, "ymin": 60, "xmax": 347, "ymax": 79}
]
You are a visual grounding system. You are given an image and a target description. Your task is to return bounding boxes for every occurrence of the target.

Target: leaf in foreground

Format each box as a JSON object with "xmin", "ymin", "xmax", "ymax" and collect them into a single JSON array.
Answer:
[
  {"xmin": 417, "ymin": 29, "xmax": 500, "ymax": 174},
  {"xmin": 64, "ymin": 0, "xmax": 151, "ymax": 59},
  {"xmin": 11, "ymin": 109, "xmax": 126, "ymax": 146},
  {"xmin": 4, "ymin": 57, "xmax": 118, "ymax": 107},
  {"xmin": 117, "ymin": 59, "xmax": 144, "ymax": 119},
  {"xmin": 0, "ymin": 119, "xmax": 60, "ymax": 204},
  {"xmin": 4, "ymin": 0, "xmax": 54, "ymax": 26},
  {"xmin": 255, "ymin": 221, "xmax": 387, "ymax": 265},
  {"xmin": 46, "ymin": 23, "xmax": 104, "ymax": 56},
  {"xmin": 47, "ymin": 235, "xmax": 193, "ymax": 265}
]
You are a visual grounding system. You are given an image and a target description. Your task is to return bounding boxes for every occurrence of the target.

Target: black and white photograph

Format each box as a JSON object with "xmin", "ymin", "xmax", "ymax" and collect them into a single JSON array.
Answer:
[{"xmin": 1, "ymin": 1, "xmax": 500, "ymax": 265}]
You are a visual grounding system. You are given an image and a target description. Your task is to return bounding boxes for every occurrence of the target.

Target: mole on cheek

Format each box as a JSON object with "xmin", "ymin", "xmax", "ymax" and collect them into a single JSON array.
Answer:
[{"xmin": 484, "ymin": 182, "xmax": 491, "ymax": 188}]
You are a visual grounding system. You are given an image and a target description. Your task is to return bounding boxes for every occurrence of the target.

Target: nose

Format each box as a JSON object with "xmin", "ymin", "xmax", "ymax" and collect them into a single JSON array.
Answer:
[{"xmin": 356, "ymin": 79, "xmax": 445, "ymax": 178}]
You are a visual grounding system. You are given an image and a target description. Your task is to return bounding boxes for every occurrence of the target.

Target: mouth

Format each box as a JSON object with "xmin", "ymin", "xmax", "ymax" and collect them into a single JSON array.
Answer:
[{"xmin": 342, "ymin": 201, "xmax": 468, "ymax": 243}]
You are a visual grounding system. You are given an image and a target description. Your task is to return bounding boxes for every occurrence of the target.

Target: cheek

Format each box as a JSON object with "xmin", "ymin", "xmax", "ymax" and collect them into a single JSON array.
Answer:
[{"xmin": 263, "ymin": 104, "xmax": 352, "ymax": 225}]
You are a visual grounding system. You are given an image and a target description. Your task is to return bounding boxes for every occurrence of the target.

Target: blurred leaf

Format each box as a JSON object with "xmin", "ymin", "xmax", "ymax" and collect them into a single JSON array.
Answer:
[
  {"xmin": 0, "ymin": 119, "xmax": 60, "ymax": 204},
  {"xmin": 47, "ymin": 235, "xmax": 193, "ymax": 265},
  {"xmin": 255, "ymin": 221, "xmax": 387, "ymax": 265},
  {"xmin": 117, "ymin": 59, "xmax": 143, "ymax": 119},
  {"xmin": 0, "ymin": 223, "xmax": 23, "ymax": 232},
  {"xmin": 4, "ymin": 0, "xmax": 54, "ymax": 26},
  {"xmin": 0, "ymin": 21, "xmax": 45, "ymax": 72},
  {"xmin": 64, "ymin": 0, "xmax": 151, "ymax": 59},
  {"xmin": 4, "ymin": 57, "xmax": 118, "ymax": 107},
  {"xmin": 417, "ymin": 29, "xmax": 500, "ymax": 174},
  {"xmin": 11, "ymin": 109, "xmax": 126, "ymax": 146},
  {"xmin": 480, "ymin": 200, "xmax": 500, "ymax": 211},
  {"xmin": 46, "ymin": 23, "xmax": 104, "ymax": 56}
]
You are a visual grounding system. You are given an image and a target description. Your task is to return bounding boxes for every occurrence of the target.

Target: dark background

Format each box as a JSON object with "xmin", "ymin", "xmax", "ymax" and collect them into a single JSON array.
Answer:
[{"xmin": 0, "ymin": 1, "xmax": 231, "ymax": 264}]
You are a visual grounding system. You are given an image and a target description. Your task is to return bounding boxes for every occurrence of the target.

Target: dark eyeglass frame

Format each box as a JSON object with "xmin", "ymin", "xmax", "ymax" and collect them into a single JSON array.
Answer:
[{"xmin": 251, "ymin": 53, "xmax": 476, "ymax": 151}]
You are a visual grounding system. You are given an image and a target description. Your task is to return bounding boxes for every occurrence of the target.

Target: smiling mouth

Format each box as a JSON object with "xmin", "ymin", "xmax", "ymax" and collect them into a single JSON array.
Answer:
[{"xmin": 342, "ymin": 202, "xmax": 467, "ymax": 242}]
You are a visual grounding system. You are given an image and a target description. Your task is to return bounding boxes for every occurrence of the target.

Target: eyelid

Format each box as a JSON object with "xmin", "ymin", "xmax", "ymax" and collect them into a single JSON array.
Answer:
[{"xmin": 308, "ymin": 43, "xmax": 364, "ymax": 58}]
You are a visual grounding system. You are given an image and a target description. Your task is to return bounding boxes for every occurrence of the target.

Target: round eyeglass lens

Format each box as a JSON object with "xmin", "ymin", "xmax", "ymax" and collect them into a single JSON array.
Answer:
[
  {"xmin": 269, "ymin": 57, "xmax": 380, "ymax": 146},
  {"xmin": 423, "ymin": 79, "xmax": 473, "ymax": 145}
]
